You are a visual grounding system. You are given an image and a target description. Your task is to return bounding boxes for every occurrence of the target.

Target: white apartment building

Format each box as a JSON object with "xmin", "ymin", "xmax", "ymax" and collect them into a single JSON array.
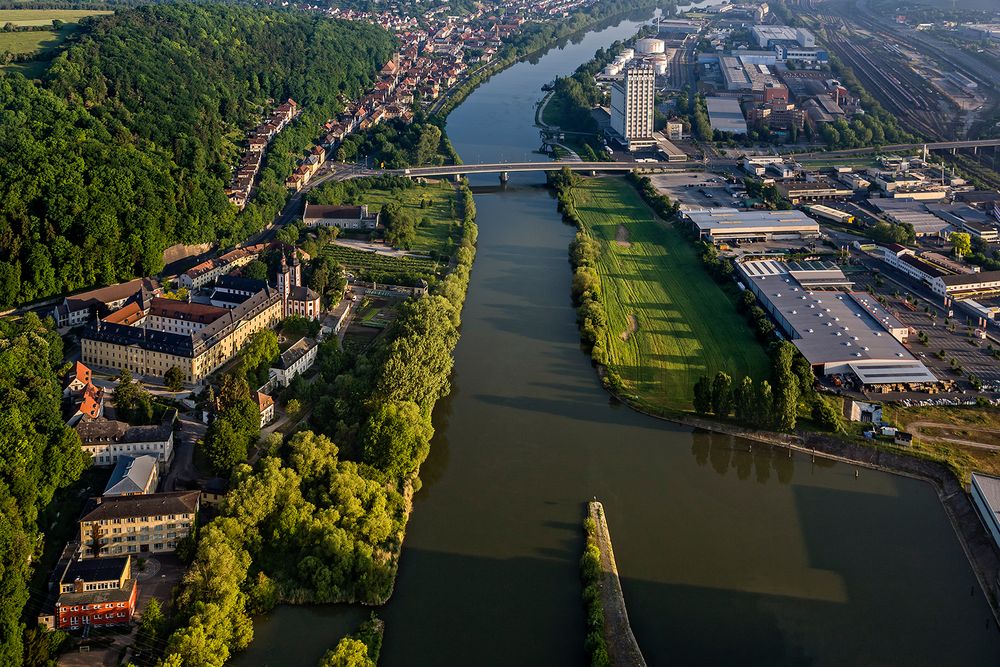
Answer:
[{"xmin": 610, "ymin": 63, "xmax": 655, "ymax": 151}]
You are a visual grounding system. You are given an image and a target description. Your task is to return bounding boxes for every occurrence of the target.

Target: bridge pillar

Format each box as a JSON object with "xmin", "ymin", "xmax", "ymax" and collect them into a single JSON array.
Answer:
[
  {"xmin": 590, "ymin": 170, "xmax": 598, "ymax": 177},
  {"xmin": 453, "ymin": 173, "xmax": 464, "ymax": 183},
  {"xmin": 952, "ymin": 148, "xmax": 957, "ymax": 155},
  {"xmin": 973, "ymin": 146, "xmax": 978, "ymax": 155},
  {"xmin": 499, "ymin": 171, "xmax": 509, "ymax": 185}
]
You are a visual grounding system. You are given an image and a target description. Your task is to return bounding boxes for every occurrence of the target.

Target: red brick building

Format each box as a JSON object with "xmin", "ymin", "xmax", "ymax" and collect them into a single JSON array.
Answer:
[{"xmin": 53, "ymin": 556, "xmax": 138, "ymax": 631}]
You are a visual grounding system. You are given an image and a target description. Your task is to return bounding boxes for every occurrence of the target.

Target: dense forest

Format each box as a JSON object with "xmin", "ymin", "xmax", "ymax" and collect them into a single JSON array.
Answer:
[
  {"xmin": 0, "ymin": 3, "xmax": 394, "ymax": 306},
  {"xmin": 0, "ymin": 314, "xmax": 88, "ymax": 665}
]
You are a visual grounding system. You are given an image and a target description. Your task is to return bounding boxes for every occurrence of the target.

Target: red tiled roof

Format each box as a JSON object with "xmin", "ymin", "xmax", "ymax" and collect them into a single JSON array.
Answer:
[
  {"xmin": 70, "ymin": 360, "xmax": 92, "ymax": 386},
  {"xmin": 103, "ymin": 302, "xmax": 144, "ymax": 326},
  {"xmin": 149, "ymin": 298, "xmax": 228, "ymax": 324}
]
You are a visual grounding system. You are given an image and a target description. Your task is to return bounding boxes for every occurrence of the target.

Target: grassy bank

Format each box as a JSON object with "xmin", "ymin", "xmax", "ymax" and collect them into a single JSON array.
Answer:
[
  {"xmin": 572, "ymin": 177, "xmax": 770, "ymax": 411},
  {"xmin": 883, "ymin": 404, "xmax": 1000, "ymax": 482}
]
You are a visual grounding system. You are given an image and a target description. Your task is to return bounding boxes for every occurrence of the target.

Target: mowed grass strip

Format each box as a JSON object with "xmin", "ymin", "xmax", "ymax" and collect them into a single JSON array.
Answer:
[{"xmin": 574, "ymin": 177, "xmax": 770, "ymax": 411}]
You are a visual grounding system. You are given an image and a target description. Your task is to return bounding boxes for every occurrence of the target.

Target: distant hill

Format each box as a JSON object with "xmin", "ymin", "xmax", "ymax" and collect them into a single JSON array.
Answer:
[{"xmin": 0, "ymin": 3, "xmax": 393, "ymax": 307}]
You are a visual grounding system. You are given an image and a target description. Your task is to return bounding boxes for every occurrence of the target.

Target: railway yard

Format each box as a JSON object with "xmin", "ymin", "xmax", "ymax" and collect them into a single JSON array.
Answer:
[{"xmin": 790, "ymin": 0, "xmax": 1000, "ymax": 189}]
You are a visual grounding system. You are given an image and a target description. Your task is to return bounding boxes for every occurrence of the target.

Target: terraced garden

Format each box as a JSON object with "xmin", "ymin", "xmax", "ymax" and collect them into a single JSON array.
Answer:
[
  {"xmin": 323, "ymin": 245, "xmax": 440, "ymax": 281},
  {"xmin": 573, "ymin": 177, "xmax": 770, "ymax": 411}
]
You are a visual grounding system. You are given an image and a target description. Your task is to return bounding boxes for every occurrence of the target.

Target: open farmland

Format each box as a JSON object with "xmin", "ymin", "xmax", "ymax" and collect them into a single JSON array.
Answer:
[
  {"xmin": 574, "ymin": 177, "xmax": 770, "ymax": 412},
  {"xmin": 0, "ymin": 10, "xmax": 110, "ymax": 76},
  {"xmin": 0, "ymin": 9, "xmax": 111, "ymax": 26}
]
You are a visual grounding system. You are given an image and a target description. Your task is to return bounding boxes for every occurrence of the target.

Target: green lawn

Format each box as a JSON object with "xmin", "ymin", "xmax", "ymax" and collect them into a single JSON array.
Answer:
[
  {"xmin": 0, "ymin": 26, "xmax": 66, "ymax": 54},
  {"xmin": 574, "ymin": 177, "xmax": 771, "ymax": 411},
  {"xmin": 0, "ymin": 8, "xmax": 111, "ymax": 26},
  {"xmin": 360, "ymin": 179, "xmax": 461, "ymax": 255}
]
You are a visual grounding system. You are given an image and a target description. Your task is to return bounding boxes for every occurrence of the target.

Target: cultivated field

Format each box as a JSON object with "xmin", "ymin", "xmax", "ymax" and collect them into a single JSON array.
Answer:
[
  {"xmin": 0, "ymin": 9, "xmax": 111, "ymax": 26},
  {"xmin": 574, "ymin": 177, "xmax": 770, "ymax": 411},
  {"xmin": 322, "ymin": 245, "xmax": 439, "ymax": 279}
]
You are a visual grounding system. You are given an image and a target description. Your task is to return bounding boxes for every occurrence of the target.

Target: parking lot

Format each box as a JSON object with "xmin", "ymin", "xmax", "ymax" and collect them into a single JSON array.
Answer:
[
  {"xmin": 648, "ymin": 171, "xmax": 742, "ymax": 209},
  {"xmin": 862, "ymin": 279, "xmax": 1000, "ymax": 388}
]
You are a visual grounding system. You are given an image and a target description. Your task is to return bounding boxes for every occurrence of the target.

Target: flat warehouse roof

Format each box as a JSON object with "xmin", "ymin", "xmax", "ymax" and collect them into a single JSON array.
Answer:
[
  {"xmin": 848, "ymin": 361, "xmax": 939, "ymax": 384},
  {"xmin": 687, "ymin": 208, "xmax": 819, "ymax": 235},
  {"xmin": 739, "ymin": 260, "xmax": 935, "ymax": 381},
  {"xmin": 705, "ymin": 97, "xmax": 748, "ymax": 135}
]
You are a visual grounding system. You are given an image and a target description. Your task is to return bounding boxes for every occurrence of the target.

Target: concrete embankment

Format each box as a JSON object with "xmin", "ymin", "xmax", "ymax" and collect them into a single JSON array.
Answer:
[{"xmin": 589, "ymin": 501, "xmax": 647, "ymax": 667}]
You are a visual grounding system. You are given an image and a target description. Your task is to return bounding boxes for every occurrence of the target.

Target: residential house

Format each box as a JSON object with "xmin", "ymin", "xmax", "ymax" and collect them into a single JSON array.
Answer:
[
  {"xmin": 257, "ymin": 392, "xmax": 275, "ymax": 427},
  {"xmin": 270, "ymin": 337, "xmax": 319, "ymax": 387},
  {"xmin": 78, "ymin": 490, "xmax": 200, "ymax": 558},
  {"xmin": 75, "ymin": 409, "xmax": 177, "ymax": 467},
  {"xmin": 51, "ymin": 556, "xmax": 139, "ymax": 631},
  {"xmin": 102, "ymin": 455, "xmax": 159, "ymax": 496}
]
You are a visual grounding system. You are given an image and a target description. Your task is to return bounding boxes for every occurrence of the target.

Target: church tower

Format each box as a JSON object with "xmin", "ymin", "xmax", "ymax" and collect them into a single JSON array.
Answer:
[
  {"xmin": 277, "ymin": 253, "xmax": 291, "ymax": 300},
  {"xmin": 290, "ymin": 252, "xmax": 302, "ymax": 289}
]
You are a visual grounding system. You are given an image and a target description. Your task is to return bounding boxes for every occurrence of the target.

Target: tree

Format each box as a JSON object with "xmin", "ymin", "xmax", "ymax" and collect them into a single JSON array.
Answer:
[
  {"xmin": 733, "ymin": 376, "xmax": 754, "ymax": 423},
  {"xmin": 243, "ymin": 260, "xmax": 269, "ymax": 281},
  {"xmin": 135, "ymin": 598, "xmax": 166, "ymax": 655},
  {"xmin": 319, "ymin": 637, "xmax": 374, "ymax": 667},
  {"xmin": 711, "ymin": 372, "xmax": 733, "ymax": 417},
  {"xmin": 165, "ymin": 366, "xmax": 185, "ymax": 392},
  {"xmin": 362, "ymin": 401, "xmax": 434, "ymax": 480},
  {"xmin": 203, "ymin": 419, "xmax": 249, "ymax": 475},
  {"xmin": 772, "ymin": 342, "xmax": 800, "ymax": 431},
  {"xmin": 240, "ymin": 330, "xmax": 279, "ymax": 387},
  {"xmin": 113, "ymin": 368, "xmax": 139, "ymax": 414},
  {"xmin": 753, "ymin": 380, "xmax": 773, "ymax": 426},
  {"xmin": 286, "ymin": 398, "xmax": 302, "ymax": 419},
  {"xmin": 950, "ymin": 231, "xmax": 972, "ymax": 259},
  {"xmin": 693, "ymin": 376, "xmax": 713, "ymax": 415},
  {"xmin": 812, "ymin": 396, "xmax": 845, "ymax": 433}
]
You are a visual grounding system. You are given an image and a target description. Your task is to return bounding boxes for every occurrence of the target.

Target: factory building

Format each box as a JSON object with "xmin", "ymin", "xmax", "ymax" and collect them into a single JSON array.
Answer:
[
  {"xmin": 738, "ymin": 260, "xmax": 938, "ymax": 388},
  {"xmin": 705, "ymin": 97, "xmax": 748, "ymax": 135},
  {"xmin": 971, "ymin": 473, "xmax": 1000, "ymax": 553},
  {"xmin": 752, "ymin": 25, "xmax": 816, "ymax": 49},
  {"xmin": 684, "ymin": 208, "xmax": 819, "ymax": 242},
  {"xmin": 610, "ymin": 63, "xmax": 656, "ymax": 150}
]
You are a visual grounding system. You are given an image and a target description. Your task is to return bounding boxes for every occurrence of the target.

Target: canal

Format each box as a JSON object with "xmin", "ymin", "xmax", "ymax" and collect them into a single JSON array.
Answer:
[{"xmin": 234, "ymin": 8, "xmax": 1000, "ymax": 667}]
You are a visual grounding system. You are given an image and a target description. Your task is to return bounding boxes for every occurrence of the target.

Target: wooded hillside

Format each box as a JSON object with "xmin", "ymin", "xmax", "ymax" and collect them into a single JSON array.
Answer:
[{"xmin": 0, "ymin": 4, "xmax": 394, "ymax": 306}]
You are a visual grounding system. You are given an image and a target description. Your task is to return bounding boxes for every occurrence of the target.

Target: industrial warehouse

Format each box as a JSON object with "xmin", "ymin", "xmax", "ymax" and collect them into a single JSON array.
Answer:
[
  {"xmin": 738, "ymin": 259, "xmax": 939, "ymax": 390},
  {"xmin": 685, "ymin": 208, "xmax": 820, "ymax": 242}
]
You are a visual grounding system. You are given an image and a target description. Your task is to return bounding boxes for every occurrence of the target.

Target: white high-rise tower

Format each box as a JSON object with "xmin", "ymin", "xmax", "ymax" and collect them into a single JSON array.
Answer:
[{"xmin": 610, "ymin": 62, "xmax": 656, "ymax": 151}]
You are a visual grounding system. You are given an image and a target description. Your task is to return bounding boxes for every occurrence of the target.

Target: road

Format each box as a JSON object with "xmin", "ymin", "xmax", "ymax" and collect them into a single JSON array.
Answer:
[
  {"xmin": 790, "ymin": 138, "xmax": 1000, "ymax": 161},
  {"xmin": 163, "ymin": 414, "xmax": 205, "ymax": 492},
  {"xmin": 908, "ymin": 421, "xmax": 1000, "ymax": 452}
]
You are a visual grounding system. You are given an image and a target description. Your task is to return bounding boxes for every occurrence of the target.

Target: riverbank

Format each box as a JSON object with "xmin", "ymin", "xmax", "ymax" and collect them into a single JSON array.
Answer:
[
  {"xmin": 551, "ymin": 171, "xmax": 1000, "ymax": 626},
  {"xmin": 430, "ymin": 0, "xmax": 676, "ymax": 123},
  {"xmin": 587, "ymin": 501, "xmax": 647, "ymax": 667}
]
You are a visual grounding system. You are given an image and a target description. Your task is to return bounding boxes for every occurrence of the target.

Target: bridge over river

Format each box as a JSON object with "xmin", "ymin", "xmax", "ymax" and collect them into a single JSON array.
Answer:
[{"xmin": 386, "ymin": 159, "xmax": 696, "ymax": 183}]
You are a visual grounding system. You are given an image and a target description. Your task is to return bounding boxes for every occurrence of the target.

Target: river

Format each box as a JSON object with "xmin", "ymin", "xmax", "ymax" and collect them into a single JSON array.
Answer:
[{"xmin": 234, "ymin": 8, "xmax": 1000, "ymax": 666}]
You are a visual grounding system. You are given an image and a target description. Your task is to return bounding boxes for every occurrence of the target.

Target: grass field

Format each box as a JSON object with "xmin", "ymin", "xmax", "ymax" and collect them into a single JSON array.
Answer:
[
  {"xmin": 0, "ymin": 9, "xmax": 110, "ymax": 77},
  {"xmin": 574, "ymin": 177, "xmax": 771, "ymax": 411},
  {"xmin": 359, "ymin": 179, "xmax": 461, "ymax": 255},
  {"xmin": 0, "ymin": 9, "xmax": 111, "ymax": 26},
  {"xmin": 883, "ymin": 404, "xmax": 1000, "ymax": 481},
  {"xmin": 0, "ymin": 28, "xmax": 64, "ymax": 54}
]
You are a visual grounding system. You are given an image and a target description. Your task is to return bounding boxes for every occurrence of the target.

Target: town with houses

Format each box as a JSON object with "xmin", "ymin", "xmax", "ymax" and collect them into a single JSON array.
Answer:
[{"xmin": 11, "ymin": 0, "xmax": 1000, "ymax": 661}]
